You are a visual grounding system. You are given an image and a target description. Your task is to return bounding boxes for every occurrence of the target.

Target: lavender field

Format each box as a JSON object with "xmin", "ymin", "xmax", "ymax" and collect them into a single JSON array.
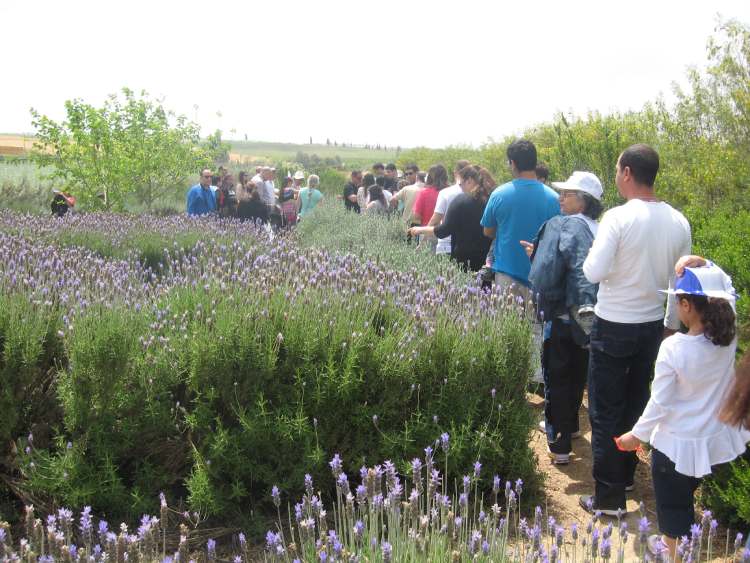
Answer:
[{"xmin": 0, "ymin": 208, "xmax": 538, "ymax": 556}]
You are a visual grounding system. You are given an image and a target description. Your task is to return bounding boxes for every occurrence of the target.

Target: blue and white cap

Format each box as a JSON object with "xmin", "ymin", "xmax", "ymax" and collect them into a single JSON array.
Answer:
[{"xmin": 662, "ymin": 261, "xmax": 737, "ymax": 303}]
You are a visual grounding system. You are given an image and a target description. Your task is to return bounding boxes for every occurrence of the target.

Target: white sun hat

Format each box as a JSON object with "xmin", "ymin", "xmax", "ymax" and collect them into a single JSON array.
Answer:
[
  {"xmin": 293, "ymin": 170, "xmax": 305, "ymax": 180},
  {"xmin": 661, "ymin": 261, "xmax": 737, "ymax": 304},
  {"xmin": 551, "ymin": 171, "xmax": 603, "ymax": 201}
]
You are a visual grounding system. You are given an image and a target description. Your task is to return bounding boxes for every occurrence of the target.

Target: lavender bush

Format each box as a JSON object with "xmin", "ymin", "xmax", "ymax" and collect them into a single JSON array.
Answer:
[
  {"xmin": 0, "ymin": 210, "xmax": 538, "ymax": 527},
  {"xmin": 1, "ymin": 447, "xmax": 748, "ymax": 562}
]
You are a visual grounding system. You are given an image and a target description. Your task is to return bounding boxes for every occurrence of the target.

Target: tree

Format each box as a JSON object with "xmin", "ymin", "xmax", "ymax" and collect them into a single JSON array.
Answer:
[
  {"xmin": 31, "ymin": 88, "xmax": 208, "ymax": 211},
  {"xmin": 204, "ymin": 129, "xmax": 230, "ymax": 165}
]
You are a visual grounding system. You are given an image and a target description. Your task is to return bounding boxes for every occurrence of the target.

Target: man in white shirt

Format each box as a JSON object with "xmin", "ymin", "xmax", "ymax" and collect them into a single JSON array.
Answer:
[
  {"xmin": 390, "ymin": 164, "xmax": 425, "ymax": 223},
  {"xmin": 251, "ymin": 166, "xmax": 277, "ymax": 208},
  {"xmin": 429, "ymin": 160, "xmax": 470, "ymax": 255},
  {"xmin": 580, "ymin": 144, "xmax": 691, "ymax": 516}
]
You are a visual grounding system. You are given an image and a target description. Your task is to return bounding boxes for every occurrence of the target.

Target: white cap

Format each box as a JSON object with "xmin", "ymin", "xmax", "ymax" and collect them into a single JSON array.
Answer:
[
  {"xmin": 661, "ymin": 261, "xmax": 737, "ymax": 304},
  {"xmin": 293, "ymin": 170, "xmax": 305, "ymax": 180},
  {"xmin": 552, "ymin": 171, "xmax": 603, "ymax": 201}
]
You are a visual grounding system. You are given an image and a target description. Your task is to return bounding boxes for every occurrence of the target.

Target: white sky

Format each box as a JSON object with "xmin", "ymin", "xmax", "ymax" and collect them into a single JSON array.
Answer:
[{"xmin": 2, "ymin": 0, "xmax": 749, "ymax": 148}]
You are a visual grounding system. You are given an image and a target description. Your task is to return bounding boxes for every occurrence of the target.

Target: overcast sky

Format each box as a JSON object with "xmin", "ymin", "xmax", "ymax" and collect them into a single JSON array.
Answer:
[{"xmin": 2, "ymin": 0, "xmax": 749, "ymax": 148}]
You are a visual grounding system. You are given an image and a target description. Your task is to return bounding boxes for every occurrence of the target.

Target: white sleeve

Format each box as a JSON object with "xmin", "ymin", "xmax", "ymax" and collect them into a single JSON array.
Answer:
[
  {"xmin": 664, "ymin": 223, "xmax": 693, "ymax": 330},
  {"xmin": 583, "ymin": 210, "xmax": 619, "ymax": 283},
  {"xmin": 434, "ymin": 191, "xmax": 449, "ymax": 215},
  {"xmin": 631, "ymin": 341, "xmax": 677, "ymax": 441}
]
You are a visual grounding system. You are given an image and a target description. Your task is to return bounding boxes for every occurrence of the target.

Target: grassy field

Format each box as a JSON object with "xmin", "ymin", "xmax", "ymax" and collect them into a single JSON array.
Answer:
[{"xmin": 227, "ymin": 139, "xmax": 400, "ymax": 168}]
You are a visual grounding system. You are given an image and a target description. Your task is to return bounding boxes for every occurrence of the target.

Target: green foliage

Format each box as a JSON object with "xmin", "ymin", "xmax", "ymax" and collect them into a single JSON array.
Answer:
[
  {"xmin": 702, "ymin": 453, "xmax": 750, "ymax": 530},
  {"xmin": 30, "ymin": 88, "xmax": 209, "ymax": 211},
  {"xmin": 203, "ymin": 129, "xmax": 231, "ymax": 165},
  {"xmin": 3, "ymin": 213, "xmax": 538, "ymax": 527},
  {"xmin": 296, "ymin": 203, "xmax": 475, "ymax": 284},
  {"xmin": 0, "ymin": 296, "xmax": 64, "ymax": 455},
  {"xmin": 0, "ymin": 161, "xmax": 56, "ymax": 213}
]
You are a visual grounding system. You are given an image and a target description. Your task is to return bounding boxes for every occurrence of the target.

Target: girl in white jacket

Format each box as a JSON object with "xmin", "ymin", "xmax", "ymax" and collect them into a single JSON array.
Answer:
[{"xmin": 617, "ymin": 259, "xmax": 750, "ymax": 558}]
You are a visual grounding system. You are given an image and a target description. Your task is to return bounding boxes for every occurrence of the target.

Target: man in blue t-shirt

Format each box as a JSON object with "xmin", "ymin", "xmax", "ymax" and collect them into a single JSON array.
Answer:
[
  {"xmin": 481, "ymin": 139, "xmax": 560, "ymax": 298},
  {"xmin": 186, "ymin": 168, "xmax": 217, "ymax": 216}
]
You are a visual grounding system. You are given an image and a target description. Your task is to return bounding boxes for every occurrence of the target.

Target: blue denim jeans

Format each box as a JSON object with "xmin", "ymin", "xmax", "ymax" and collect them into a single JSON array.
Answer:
[{"xmin": 588, "ymin": 315, "xmax": 664, "ymax": 510}]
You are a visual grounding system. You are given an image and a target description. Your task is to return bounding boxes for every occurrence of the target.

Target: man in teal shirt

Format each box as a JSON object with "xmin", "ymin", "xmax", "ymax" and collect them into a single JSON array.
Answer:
[{"xmin": 481, "ymin": 139, "xmax": 560, "ymax": 298}]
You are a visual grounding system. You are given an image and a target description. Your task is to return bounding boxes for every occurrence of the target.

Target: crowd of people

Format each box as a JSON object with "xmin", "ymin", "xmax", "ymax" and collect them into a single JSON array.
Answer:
[
  {"xmin": 186, "ymin": 165, "xmax": 324, "ymax": 226},
  {"xmin": 340, "ymin": 140, "xmax": 750, "ymax": 558}
]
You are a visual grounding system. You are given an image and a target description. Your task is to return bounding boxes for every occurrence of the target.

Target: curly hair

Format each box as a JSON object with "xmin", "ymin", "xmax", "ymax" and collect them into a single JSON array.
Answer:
[{"xmin": 678, "ymin": 294, "xmax": 736, "ymax": 346}]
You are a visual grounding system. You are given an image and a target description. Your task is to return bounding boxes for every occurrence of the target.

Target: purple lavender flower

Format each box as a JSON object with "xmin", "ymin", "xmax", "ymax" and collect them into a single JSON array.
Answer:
[
  {"xmin": 382, "ymin": 542, "xmax": 392, "ymax": 563},
  {"xmin": 473, "ymin": 460, "xmax": 482, "ymax": 478},
  {"xmin": 440, "ymin": 432, "xmax": 449, "ymax": 453},
  {"xmin": 459, "ymin": 493, "xmax": 468, "ymax": 508},
  {"xmin": 304, "ymin": 474, "xmax": 313, "ymax": 496},
  {"xmin": 271, "ymin": 485, "xmax": 281, "ymax": 508},
  {"xmin": 207, "ymin": 538, "xmax": 216, "ymax": 560},
  {"xmin": 638, "ymin": 516, "xmax": 650, "ymax": 545},
  {"xmin": 329, "ymin": 453, "xmax": 343, "ymax": 477}
]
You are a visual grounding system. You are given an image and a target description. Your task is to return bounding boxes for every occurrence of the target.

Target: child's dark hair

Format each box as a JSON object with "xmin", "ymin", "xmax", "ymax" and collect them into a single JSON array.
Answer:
[{"xmin": 678, "ymin": 294, "xmax": 736, "ymax": 346}]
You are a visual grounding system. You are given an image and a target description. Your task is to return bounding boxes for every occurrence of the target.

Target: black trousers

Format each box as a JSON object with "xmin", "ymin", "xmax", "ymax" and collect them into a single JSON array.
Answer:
[
  {"xmin": 542, "ymin": 318, "xmax": 589, "ymax": 454},
  {"xmin": 651, "ymin": 449, "xmax": 701, "ymax": 538},
  {"xmin": 588, "ymin": 316, "xmax": 663, "ymax": 510}
]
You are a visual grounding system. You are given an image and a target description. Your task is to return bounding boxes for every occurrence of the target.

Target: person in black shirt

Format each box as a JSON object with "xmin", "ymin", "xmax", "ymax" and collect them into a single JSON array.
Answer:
[
  {"xmin": 237, "ymin": 182, "xmax": 270, "ymax": 224},
  {"xmin": 384, "ymin": 163, "xmax": 399, "ymax": 193},
  {"xmin": 408, "ymin": 166, "xmax": 494, "ymax": 271},
  {"xmin": 343, "ymin": 170, "xmax": 362, "ymax": 213}
]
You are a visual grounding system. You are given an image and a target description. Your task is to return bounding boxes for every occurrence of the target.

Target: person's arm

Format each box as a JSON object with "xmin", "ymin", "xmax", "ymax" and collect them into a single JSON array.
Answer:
[
  {"xmin": 186, "ymin": 189, "xmax": 193, "ymax": 215},
  {"xmin": 560, "ymin": 220, "xmax": 597, "ymax": 305},
  {"xmin": 582, "ymin": 211, "xmax": 618, "ymax": 283},
  {"xmin": 390, "ymin": 189, "xmax": 403, "ymax": 207},
  {"xmin": 480, "ymin": 191, "xmax": 501, "ymax": 240},
  {"xmin": 428, "ymin": 211, "xmax": 444, "ymax": 228},
  {"xmin": 675, "ymin": 255, "xmax": 707, "ymax": 276},
  {"xmin": 409, "ymin": 225, "xmax": 435, "ymax": 238},
  {"xmin": 433, "ymin": 198, "xmax": 461, "ymax": 240}
]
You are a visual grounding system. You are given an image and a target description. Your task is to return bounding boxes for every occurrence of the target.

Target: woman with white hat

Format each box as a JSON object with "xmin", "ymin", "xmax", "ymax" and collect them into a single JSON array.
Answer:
[{"xmin": 522, "ymin": 171, "xmax": 604, "ymax": 465}]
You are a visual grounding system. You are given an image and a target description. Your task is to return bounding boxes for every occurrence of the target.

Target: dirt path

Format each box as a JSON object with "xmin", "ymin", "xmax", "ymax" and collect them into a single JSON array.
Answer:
[{"xmin": 527, "ymin": 392, "xmax": 732, "ymax": 561}]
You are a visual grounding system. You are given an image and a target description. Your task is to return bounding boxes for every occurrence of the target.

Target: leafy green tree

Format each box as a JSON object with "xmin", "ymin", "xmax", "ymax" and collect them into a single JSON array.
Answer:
[
  {"xmin": 31, "ymin": 88, "xmax": 208, "ymax": 211},
  {"xmin": 204, "ymin": 129, "xmax": 230, "ymax": 165}
]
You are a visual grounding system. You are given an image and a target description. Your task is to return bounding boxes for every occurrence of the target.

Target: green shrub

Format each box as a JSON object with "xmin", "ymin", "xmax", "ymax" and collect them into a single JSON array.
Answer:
[
  {"xmin": 4, "ymin": 213, "xmax": 539, "ymax": 529},
  {"xmin": 702, "ymin": 452, "xmax": 750, "ymax": 531},
  {"xmin": 0, "ymin": 295, "xmax": 64, "ymax": 456}
]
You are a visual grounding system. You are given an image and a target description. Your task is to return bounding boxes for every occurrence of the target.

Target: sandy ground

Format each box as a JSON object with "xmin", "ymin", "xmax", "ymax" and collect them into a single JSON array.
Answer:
[{"xmin": 528, "ymin": 392, "xmax": 735, "ymax": 561}]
